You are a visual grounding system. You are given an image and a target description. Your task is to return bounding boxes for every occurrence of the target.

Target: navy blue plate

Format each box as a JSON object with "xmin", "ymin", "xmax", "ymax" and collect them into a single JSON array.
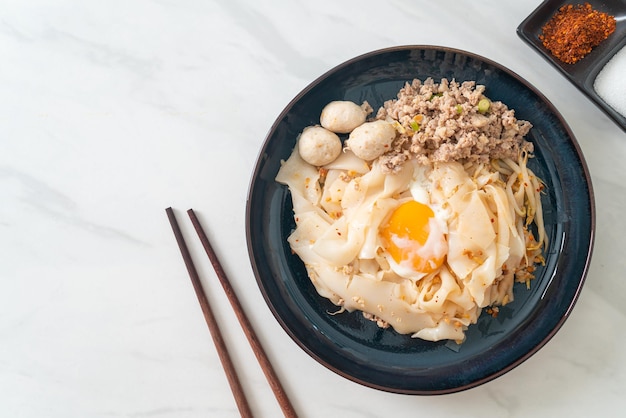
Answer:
[{"xmin": 245, "ymin": 46, "xmax": 595, "ymax": 394}]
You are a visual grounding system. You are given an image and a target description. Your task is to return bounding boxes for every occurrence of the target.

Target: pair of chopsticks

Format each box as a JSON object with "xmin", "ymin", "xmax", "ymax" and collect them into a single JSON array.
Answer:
[{"xmin": 166, "ymin": 208, "xmax": 297, "ymax": 418}]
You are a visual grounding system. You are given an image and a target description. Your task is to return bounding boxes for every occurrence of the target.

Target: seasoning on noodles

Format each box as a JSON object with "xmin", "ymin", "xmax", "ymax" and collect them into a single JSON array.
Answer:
[{"xmin": 539, "ymin": 3, "xmax": 616, "ymax": 64}]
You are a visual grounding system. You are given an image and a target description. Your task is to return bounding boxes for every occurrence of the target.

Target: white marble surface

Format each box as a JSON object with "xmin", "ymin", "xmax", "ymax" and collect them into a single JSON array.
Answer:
[{"xmin": 1, "ymin": 0, "xmax": 625, "ymax": 417}]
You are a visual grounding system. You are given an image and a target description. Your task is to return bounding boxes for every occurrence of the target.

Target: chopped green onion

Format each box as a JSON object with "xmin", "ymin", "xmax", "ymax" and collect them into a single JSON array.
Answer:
[
  {"xmin": 478, "ymin": 98, "xmax": 491, "ymax": 114},
  {"xmin": 392, "ymin": 121, "xmax": 406, "ymax": 134},
  {"xmin": 410, "ymin": 120, "xmax": 420, "ymax": 131},
  {"xmin": 455, "ymin": 104, "xmax": 463, "ymax": 114}
]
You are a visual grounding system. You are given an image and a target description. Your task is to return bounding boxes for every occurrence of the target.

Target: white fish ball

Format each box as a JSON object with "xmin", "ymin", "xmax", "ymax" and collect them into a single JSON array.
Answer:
[
  {"xmin": 345, "ymin": 120, "xmax": 396, "ymax": 161},
  {"xmin": 298, "ymin": 126, "xmax": 342, "ymax": 166},
  {"xmin": 320, "ymin": 101, "xmax": 367, "ymax": 134}
]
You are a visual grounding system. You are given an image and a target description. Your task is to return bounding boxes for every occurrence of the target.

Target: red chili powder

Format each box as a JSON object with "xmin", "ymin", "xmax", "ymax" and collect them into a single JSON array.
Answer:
[{"xmin": 539, "ymin": 3, "xmax": 616, "ymax": 64}]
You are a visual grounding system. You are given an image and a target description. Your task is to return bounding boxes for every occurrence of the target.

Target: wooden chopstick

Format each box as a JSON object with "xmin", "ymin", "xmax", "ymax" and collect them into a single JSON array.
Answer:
[
  {"xmin": 187, "ymin": 208, "xmax": 298, "ymax": 418},
  {"xmin": 165, "ymin": 207, "xmax": 253, "ymax": 418}
]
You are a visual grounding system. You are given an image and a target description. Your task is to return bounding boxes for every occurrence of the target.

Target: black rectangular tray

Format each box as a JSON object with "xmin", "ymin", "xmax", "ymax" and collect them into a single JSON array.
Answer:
[{"xmin": 517, "ymin": 0, "xmax": 626, "ymax": 133}]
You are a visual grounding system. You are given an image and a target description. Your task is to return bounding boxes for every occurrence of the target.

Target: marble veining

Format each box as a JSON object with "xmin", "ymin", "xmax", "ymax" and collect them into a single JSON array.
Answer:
[{"xmin": 1, "ymin": 0, "xmax": 625, "ymax": 417}]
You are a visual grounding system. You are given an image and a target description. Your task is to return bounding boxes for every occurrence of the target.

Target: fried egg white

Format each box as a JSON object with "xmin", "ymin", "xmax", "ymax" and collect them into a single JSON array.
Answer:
[{"xmin": 378, "ymin": 163, "xmax": 451, "ymax": 280}]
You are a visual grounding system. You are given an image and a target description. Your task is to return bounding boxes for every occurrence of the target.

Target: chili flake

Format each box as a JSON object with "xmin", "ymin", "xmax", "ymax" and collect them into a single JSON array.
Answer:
[{"xmin": 539, "ymin": 3, "xmax": 616, "ymax": 64}]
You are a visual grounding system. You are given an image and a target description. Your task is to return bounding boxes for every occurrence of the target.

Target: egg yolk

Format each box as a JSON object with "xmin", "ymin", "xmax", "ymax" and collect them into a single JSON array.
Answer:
[{"xmin": 380, "ymin": 200, "xmax": 446, "ymax": 273}]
